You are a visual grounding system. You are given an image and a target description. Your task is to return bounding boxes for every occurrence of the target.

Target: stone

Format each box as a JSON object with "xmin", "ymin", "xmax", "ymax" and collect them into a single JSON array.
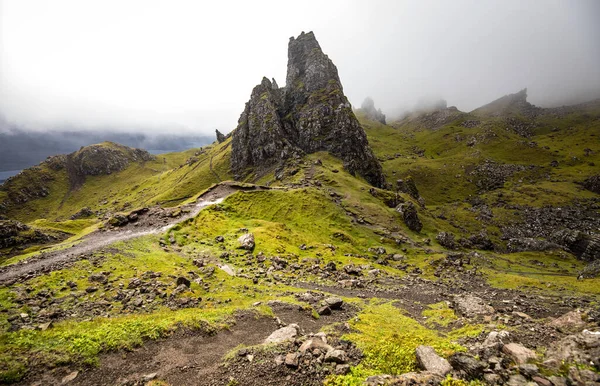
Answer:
[
  {"xmin": 219, "ymin": 265, "xmax": 235, "ymax": 276},
  {"xmin": 531, "ymin": 376, "xmax": 552, "ymax": 386},
  {"xmin": 61, "ymin": 371, "xmax": 78, "ymax": 384},
  {"xmin": 230, "ymin": 32, "xmax": 385, "ymax": 188},
  {"xmin": 285, "ymin": 352, "xmax": 299, "ymax": 368},
  {"xmin": 37, "ymin": 321, "xmax": 53, "ymax": 331},
  {"xmin": 323, "ymin": 296, "xmax": 344, "ymax": 310},
  {"xmin": 483, "ymin": 330, "xmax": 511, "ymax": 347},
  {"xmin": 176, "ymin": 276, "xmax": 191, "ymax": 288},
  {"xmin": 389, "ymin": 372, "xmax": 443, "ymax": 385},
  {"xmin": 519, "ymin": 363, "xmax": 539, "ymax": 378},
  {"xmin": 415, "ymin": 345, "xmax": 452, "ymax": 376},
  {"xmin": 436, "ymin": 232, "xmax": 456, "ymax": 249},
  {"xmin": 215, "ymin": 235, "xmax": 224, "ymax": 243},
  {"xmin": 547, "ymin": 376, "xmax": 567, "ymax": 386},
  {"xmin": 453, "ymin": 294, "xmax": 494, "ymax": 317},
  {"xmin": 317, "ymin": 305, "xmax": 332, "ymax": 316},
  {"xmin": 85, "ymin": 286, "xmax": 98, "ymax": 293},
  {"xmin": 502, "ymin": 343, "xmax": 536, "ymax": 364},
  {"xmin": 88, "ymin": 273, "xmax": 107, "ymax": 284},
  {"xmin": 544, "ymin": 330, "xmax": 600, "ymax": 368},
  {"xmin": 506, "ymin": 374, "xmax": 528, "ymax": 386},
  {"xmin": 142, "ymin": 373, "xmax": 158, "ymax": 381},
  {"xmin": 548, "ymin": 310, "xmax": 586, "ymax": 332},
  {"xmin": 238, "ymin": 233, "xmax": 255, "ymax": 250},
  {"xmin": 396, "ymin": 202, "xmax": 422, "ymax": 232},
  {"xmin": 299, "ymin": 338, "xmax": 333, "ymax": 354},
  {"xmin": 264, "ymin": 324, "xmax": 299, "ymax": 344},
  {"xmin": 335, "ymin": 364, "xmax": 351, "ymax": 375},
  {"xmin": 449, "ymin": 353, "xmax": 486, "ymax": 380},
  {"xmin": 324, "ymin": 349, "xmax": 347, "ymax": 364}
]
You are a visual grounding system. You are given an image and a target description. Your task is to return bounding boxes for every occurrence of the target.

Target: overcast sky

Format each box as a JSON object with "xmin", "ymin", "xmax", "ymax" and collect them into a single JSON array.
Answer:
[{"xmin": 1, "ymin": 0, "xmax": 599, "ymax": 134}]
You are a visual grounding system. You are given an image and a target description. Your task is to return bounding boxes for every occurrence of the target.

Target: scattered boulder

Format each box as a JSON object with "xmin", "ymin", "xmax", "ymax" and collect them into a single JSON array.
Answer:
[
  {"xmin": 396, "ymin": 202, "xmax": 422, "ymax": 232},
  {"xmin": 544, "ymin": 330, "xmax": 600, "ymax": 368},
  {"xmin": 323, "ymin": 296, "xmax": 343, "ymax": 310},
  {"xmin": 176, "ymin": 277, "xmax": 191, "ymax": 288},
  {"xmin": 299, "ymin": 337, "xmax": 333, "ymax": 354},
  {"xmin": 582, "ymin": 174, "xmax": 600, "ymax": 194},
  {"xmin": 284, "ymin": 352, "xmax": 299, "ymax": 368},
  {"xmin": 453, "ymin": 295, "xmax": 494, "ymax": 317},
  {"xmin": 264, "ymin": 324, "xmax": 300, "ymax": 344},
  {"xmin": 449, "ymin": 353, "xmax": 486, "ymax": 380},
  {"xmin": 324, "ymin": 349, "xmax": 347, "ymax": 364},
  {"xmin": 436, "ymin": 232, "xmax": 456, "ymax": 249},
  {"xmin": 238, "ymin": 233, "xmax": 255, "ymax": 250},
  {"xmin": 548, "ymin": 310, "xmax": 587, "ymax": 332},
  {"xmin": 502, "ymin": 342, "xmax": 536, "ymax": 364},
  {"xmin": 415, "ymin": 345, "xmax": 452, "ymax": 376}
]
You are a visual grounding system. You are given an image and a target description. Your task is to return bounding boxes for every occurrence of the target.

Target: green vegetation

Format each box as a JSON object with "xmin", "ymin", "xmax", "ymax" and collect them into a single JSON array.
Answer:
[{"xmin": 325, "ymin": 302, "xmax": 482, "ymax": 385}]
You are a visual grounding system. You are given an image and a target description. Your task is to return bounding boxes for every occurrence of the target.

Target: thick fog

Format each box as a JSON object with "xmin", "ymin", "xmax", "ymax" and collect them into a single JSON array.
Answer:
[{"xmin": 1, "ymin": 0, "xmax": 599, "ymax": 134}]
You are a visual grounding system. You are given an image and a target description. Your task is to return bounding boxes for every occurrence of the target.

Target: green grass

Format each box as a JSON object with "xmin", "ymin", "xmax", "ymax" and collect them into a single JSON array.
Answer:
[{"xmin": 325, "ymin": 301, "xmax": 482, "ymax": 385}]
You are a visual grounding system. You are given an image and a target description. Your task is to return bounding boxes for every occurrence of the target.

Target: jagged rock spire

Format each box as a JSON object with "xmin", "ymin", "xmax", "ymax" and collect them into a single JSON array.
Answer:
[{"xmin": 231, "ymin": 32, "xmax": 385, "ymax": 188}]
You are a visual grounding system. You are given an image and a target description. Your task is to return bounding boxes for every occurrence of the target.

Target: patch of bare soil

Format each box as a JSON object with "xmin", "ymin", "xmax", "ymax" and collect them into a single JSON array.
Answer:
[{"xmin": 18, "ymin": 301, "xmax": 358, "ymax": 386}]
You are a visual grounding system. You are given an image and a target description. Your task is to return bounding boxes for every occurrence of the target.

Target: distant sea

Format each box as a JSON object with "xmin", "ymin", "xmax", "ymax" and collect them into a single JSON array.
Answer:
[
  {"xmin": 0, "ymin": 170, "xmax": 21, "ymax": 185},
  {"xmin": 0, "ymin": 149, "xmax": 185, "ymax": 185}
]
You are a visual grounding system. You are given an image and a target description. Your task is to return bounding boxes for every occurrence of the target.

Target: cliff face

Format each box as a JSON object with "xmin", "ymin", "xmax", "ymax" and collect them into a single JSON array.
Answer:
[{"xmin": 231, "ymin": 32, "xmax": 385, "ymax": 188}]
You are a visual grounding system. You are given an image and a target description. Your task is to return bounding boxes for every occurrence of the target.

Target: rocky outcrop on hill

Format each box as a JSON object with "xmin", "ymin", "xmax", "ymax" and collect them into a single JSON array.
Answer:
[
  {"xmin": 0, "ymin": 219, "xmax": 64, "ymax": 251},
  {"xmin": 583, "ymin": 174, "xmax": 600, "ymax": 194},
  {"xmin": 471, "ymin": 88, "xmax": 541, "ymax": 119},
  {"xmin": 215, "ymin": 129, "xmax": 226, "ymax": 143},
  {"xmin": 68, "ymin": 142, "xmax": 153, "ymax": 177},
  {"xmin": 0, "ymin": 142, "xmax": 154, "ymax": 212},
  {"xmin": 358, "ymin": 97, "xmax": 386, "ymax": 124},
  {"xmin": 394, "ymin": 106, "xmax": 466, "ymax": 131},
  {"xmin": 231, "ymin": 32, "xmax": 385, "ymax": 188}
]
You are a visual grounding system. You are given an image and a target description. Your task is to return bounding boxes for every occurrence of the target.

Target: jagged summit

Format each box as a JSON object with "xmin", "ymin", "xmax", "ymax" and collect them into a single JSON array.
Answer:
[
  {"xmin": 471, "ymin": 88, "xmax": 540, "ymax": 118},
  {"xmin": 357, "ymin": 97, "xmax": 386, "ymax": 124},
  {"xmin": 231, "ymin": 31, "xmax": 385, "ymax": 188}
]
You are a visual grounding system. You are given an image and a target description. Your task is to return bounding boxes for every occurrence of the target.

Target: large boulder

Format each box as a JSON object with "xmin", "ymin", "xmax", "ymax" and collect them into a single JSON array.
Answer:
[
  {"xmin": 415, "ymin": 345, "xmax": 452, "ymax": 376},
  {"xmin": 453, "ymin": 295, "xmax": 494, "ymax": 317},
  {"xmin": 396, "ymin": 202, "xmax": 422, "ymax": 232},
  {"xmin": 231, "ymin": 32, "xmax": 385, "ymax": 188},
  {"xmin": 264, "ymin": 324, "xmax": 300, "ymax": 344},
  {"xmin": 237, "ymin": 233, "xmax": 255, "ymax": 250}
]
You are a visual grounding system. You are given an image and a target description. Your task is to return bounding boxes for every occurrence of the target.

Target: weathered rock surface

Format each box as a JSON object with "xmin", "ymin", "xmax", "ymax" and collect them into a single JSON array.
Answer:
[
  {"xmin": 238, "ymin": 233, "xmax": 255, "ymax": 250},
  {"xmin": 415, "ymin": 345, "xmax": 452, "ymax": 376},
  {"xmin": 453, "ymin": 294, "xmax": 494, "ymax": 317},
  {"xmin": 583, "ymin": 174, "xmax": 600, "ymax": 194},
  {"xmin": 264, "ymin": 324, "xmax": 300, "ymax": 344},
  {"xmin": 396, "ymin": 202, "xmax": 422, "ymax": 232},
  {"xmin": 231, "ymin": 31, "xmax": 385, "ymax": 188},
  {"xmin": 502, "ymin": 342, "xmax": 536, "ymax": 364}
]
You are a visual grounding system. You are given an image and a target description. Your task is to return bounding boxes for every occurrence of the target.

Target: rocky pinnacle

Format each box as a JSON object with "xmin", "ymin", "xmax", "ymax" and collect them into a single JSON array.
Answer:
[{"xmin": 231, "ymin": 31, "xmax": 385, "ymax": 188}]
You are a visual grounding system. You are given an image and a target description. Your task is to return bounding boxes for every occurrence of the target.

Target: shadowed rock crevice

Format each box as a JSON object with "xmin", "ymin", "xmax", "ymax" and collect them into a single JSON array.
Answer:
[{"xmin": 231, "ymin": 31, "xmax": 385, "ymax": 188}]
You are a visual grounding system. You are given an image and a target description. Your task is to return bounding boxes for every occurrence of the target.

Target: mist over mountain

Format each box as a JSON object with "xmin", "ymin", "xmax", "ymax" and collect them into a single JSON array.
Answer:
[{"xmin": 0, "ymin": 117, "xmax": 212, "ymax": 172}]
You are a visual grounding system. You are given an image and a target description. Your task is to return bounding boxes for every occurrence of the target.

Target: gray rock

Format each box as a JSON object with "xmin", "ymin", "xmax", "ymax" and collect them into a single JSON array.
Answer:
[
  {"xmin": 415, "ymin": 345, "xmax": 452, "ymax": 376},
  {"xmin": 453, "ymin": 294, "xmax": 494, "ymax": 317},
  {"xmin": 506, "ymin": 374, "xmax": 529, "ymax": 386},
  {"xmin": 323, "ymin": 296, "xmax": 343, "ymax": 310},
  {"xmin": 176, "ymin": 276, "xmax": 191, "ymax": 288},
  {"xmin": 548, "ymin": 310, "xmax": 586, "ymax": 332},
  {"xmin": 264, "ymin": 324, "xmax": 299, "ymax": 344},
  {"xmin": 396, "ymin": 202, "xmax": 422, "ymax": 232},
  {"xmin": 324, "ymin": 349, "xmax": 347, "ymax": 364},
  {"xmin": 299, "ymin": 338, "xmax": 333, "ymax": 354},
  {"xmin": 449, "ymin": 353, "xmax": 486, "ymax": 380},
  {"xmin": 284, "ymin": 352, "xmax": 299, "ymax": 368},
  {"xmin": 502, "ymin": 343, "xmax": 536, "ymax": 364},
  {"xmin": 238, "ymin": 233, "xmax": 255, "ymax": 250}
]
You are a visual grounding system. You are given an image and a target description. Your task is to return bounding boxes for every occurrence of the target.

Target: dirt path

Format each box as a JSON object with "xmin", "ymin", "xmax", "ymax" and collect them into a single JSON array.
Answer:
[{"xmin": 0, "ymin": 182, "xmax": 263, "ymax": 285}]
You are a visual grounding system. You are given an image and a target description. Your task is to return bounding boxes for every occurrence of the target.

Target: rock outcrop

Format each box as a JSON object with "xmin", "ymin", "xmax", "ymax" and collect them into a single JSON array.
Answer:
[
  {"xmin": 215, "ymin": 129, "xmax": 226, "ymax": 143},
  {"xmin": 471, "ymin": 88, "xmax": 541, "ymax": 119},
  {"xmin": 231, "ymin": 32, "xmax": 385, "ymax": 188},
  {"xmin": 358, "ymin": 97, "xmax": 386, "ymax": 124}
]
